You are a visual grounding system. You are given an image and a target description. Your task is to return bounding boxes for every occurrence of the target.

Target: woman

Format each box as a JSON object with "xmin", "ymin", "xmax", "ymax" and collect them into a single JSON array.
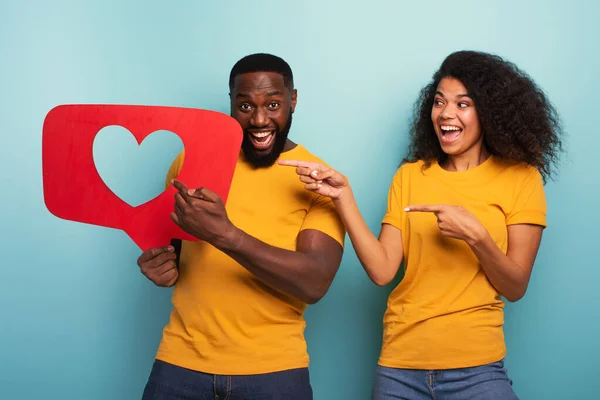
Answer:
[{"xmin": 279, "ymin": 50, "xmax": 564, "ymax": 399}]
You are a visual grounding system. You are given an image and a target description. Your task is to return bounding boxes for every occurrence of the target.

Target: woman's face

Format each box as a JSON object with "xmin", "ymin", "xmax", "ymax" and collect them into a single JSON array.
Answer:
[{"xmin": 431, "ymin": 77, "xmax": 484, "ymax": 158}]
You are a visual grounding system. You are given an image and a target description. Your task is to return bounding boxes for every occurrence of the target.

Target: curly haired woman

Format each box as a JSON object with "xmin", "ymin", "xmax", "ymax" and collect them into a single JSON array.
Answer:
[{"xmin": 280, "ymin": 50, "xmax": 564, "ymax": 399}]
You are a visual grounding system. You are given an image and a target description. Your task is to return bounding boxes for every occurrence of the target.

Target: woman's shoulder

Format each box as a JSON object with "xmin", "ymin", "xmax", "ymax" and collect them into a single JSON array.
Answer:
[
  {"xmin": 394, "ymin": 159, "xmax": 435, "ymax": 179},
  {"xmin": 491, "ymin": 156, "xmax": 543, "ymax": 182},
  {"xmin": 398, "ymin": 159, "xmax": 428, "ymax": 173}
]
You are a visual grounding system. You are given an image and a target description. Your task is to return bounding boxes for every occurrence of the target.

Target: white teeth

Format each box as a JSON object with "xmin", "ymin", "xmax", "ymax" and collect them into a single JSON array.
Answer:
[
  {"xmin": 251, "ymin": 131, "xmax": 275, "ymax": 148},
  {"xmin": 252, "ymin": 131, "xmax": 273, "ymax": 138},
  {"xmin": 440, "ymin": 125, "xmax": 461, "ymax": 131}
]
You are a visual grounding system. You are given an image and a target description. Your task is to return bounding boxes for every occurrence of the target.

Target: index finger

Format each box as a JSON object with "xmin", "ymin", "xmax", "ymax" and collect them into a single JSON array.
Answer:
[
  {"xmin": 171, "ymin": 179, "xmax": 190, "ymax": 199},
  {"xmin": 278, "ymin": 159, "xmax": 319, "ymax": 169},
  {"xmin": 138, "ymin": 246, "xmax": 174, "ymax": 263},
  {"xmin": 187, "ymin": 187, "xmax": 220, "ymax": 203},
  {"xmin": 404, "ymin": 205, "xmax": 444, "ymax": 213}
]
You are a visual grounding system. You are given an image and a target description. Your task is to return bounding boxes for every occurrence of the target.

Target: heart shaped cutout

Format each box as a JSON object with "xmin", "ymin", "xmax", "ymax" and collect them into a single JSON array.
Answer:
[
  {"xmin": 93, "ymin": 125, "xmax": 183, "ymax": 207},
  {"xmin": 42, "ymin": 104, "xmax": 243, "ymax": 250}
]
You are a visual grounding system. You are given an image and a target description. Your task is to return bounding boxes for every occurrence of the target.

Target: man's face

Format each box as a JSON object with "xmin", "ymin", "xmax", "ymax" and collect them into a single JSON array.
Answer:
[{"xmin": 230, "ymin": 72, "xmax": 297, "ymax": 167}]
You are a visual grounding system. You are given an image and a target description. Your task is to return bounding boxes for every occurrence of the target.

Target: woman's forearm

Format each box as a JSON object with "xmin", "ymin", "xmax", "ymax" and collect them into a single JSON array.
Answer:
[
  {"xmin": 468, "ymin": 231, "xmax": 530, "ymax": 302},
  {"xmin": 334, "ymin": 188, "xmax": 403, "ymax": 286}
]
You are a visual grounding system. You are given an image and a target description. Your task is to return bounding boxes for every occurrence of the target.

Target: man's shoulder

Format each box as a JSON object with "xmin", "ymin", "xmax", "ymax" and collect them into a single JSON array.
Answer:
[{"xmin": 169, "ymin": 150, "xmax": 186, "ymax": 170}]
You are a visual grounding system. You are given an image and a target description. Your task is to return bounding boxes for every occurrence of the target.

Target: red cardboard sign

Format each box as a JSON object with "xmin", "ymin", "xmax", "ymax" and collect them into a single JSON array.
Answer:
[{"xmin": 42, "ymin": 104, "xmax": 242, "ymax": 250}]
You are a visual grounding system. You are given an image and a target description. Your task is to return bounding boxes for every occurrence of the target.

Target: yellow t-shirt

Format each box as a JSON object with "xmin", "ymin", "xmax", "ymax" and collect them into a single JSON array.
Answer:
[
  {"xmin": 380, "ymin": 155, "xmax": 547, "ymax": 369},
  {"xmin": 155, "ymin": 145, "xmax": 345, "ymax": 375}
]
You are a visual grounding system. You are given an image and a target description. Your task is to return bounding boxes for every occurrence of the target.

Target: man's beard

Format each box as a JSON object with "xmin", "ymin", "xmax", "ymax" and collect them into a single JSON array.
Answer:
[{"xmin": 241, "ymin": 112, "xmax": 292, "ymax": 168}]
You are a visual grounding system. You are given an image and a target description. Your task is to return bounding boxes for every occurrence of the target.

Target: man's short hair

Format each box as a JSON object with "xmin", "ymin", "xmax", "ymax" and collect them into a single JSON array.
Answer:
[{"xmin": 229, "ymin": 53, "xmax": 294, "ymax": 91}]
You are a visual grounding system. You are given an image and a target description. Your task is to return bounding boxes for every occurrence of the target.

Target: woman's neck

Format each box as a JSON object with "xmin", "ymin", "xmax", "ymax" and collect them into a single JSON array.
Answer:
[{"xmin": 442, "ymin": 146, "xmax": 490, "ymax": 172}]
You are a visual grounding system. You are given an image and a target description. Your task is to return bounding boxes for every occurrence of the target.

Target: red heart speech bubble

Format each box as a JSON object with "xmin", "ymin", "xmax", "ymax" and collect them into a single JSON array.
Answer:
[{"xmin": 42, "ymin": 104, "xmax": 243, "ymax": 251}]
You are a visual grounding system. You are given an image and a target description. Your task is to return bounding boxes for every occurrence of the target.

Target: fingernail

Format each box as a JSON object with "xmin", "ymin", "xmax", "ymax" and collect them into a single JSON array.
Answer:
[
  {"xmin": 404, "ymin": 207, "xmax": 410, "ymax": 211},
  {"xmin": 188, "ymin": 189, "xmax": 194, "ymax": 195},
  {"xmin": 317, "ymin": 181, "xmax": 323, "ymax": 184},
  {"xmin": 311, "ymin": 171, "xmax": 318, "ymax": 177},
  {"xmin": 167, "ymin": 246, "xmax": 174, "ymax": 251},
  {"xmin": 318, "ymin": 183, "xmax": 322, "ymax": 188}
]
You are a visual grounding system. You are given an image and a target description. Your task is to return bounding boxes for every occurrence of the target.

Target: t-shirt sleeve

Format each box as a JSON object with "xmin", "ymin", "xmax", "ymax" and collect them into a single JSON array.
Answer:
[
  {"xmin": 300, "ymin": 194, "xmax": 346, "ymax": 247},
  {"xmin": 381, "ymin": 168, "xmax": 403, "ymax": 230},
  {"xmin": 506, "ymin": 167, "xmax": 547, "ymax": 227},
  {"xmin": 164, "ymin": 151, "xmax": 185, "ymax": 190}
]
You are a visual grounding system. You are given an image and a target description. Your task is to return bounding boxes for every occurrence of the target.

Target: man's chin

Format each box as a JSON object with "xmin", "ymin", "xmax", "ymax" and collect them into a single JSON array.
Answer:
[
  {"xmin": 242, "ymin": 146, "xmax": 279, "ymax": 168},
  {"xmin": 241, "ymin": 126, "xmax": 289, "ymax": 168},
  {"xmin": 250, "ymin": 144, "xmax": 275, "ymax": 156}
]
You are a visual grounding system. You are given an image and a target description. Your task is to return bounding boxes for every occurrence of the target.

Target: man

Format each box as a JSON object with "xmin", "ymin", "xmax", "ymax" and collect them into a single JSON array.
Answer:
[{"xmin": 137, "ymin": 53, "xmax": 346, "ymax": 399}]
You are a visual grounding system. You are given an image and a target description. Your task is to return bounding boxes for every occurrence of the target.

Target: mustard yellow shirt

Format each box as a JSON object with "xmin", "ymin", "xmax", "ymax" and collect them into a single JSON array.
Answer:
[
  {"xmin": 380, "ymin": 156, "xmax": 547, "ymax": 369},
  {"xmin": 156, "ymin": 145, "xmax": 345, "ymax": 375}
]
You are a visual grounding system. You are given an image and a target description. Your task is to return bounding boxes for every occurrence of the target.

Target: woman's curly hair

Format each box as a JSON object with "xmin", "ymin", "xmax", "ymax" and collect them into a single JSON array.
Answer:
[{"xmin": 404, "ymin": 50, "xmax": 564, "ymax": 182}]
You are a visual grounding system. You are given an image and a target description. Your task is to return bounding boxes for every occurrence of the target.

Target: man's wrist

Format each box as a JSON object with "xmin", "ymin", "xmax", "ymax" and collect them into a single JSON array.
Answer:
[{"xmin": 214, "ymin": 224, "xmax": 245, "ymax": 252}]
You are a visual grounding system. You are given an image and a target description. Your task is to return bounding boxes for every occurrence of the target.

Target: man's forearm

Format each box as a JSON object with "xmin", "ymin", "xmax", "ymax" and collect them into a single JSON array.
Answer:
[{"xmin": 213, "ymin": 227, "xmax": 334, "ymax": 304}]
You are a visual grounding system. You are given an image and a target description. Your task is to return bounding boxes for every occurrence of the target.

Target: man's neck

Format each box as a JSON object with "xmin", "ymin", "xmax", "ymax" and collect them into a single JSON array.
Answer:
[{"xmin": 282, "ymin": 139, "xmax": 297, "ymax": 153}]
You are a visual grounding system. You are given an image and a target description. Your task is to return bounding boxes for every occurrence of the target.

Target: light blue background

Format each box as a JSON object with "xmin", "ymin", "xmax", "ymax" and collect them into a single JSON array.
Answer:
[{"xmin": 1, "ymin": 1, "xmax": 598, "ymax": 399}]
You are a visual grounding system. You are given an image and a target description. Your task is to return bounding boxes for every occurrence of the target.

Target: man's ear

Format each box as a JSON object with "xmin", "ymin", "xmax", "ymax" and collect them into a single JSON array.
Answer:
[{"xmin": 291, "ymin": 89, "xmax": 298, "ymax": 113}]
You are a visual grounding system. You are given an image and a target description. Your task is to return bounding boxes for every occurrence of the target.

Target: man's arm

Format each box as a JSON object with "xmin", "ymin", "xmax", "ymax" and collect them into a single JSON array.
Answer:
[
  {"xmin": 217, "ymin": 228, "xmax": 343, "ymax": 304},
  {"xmin": 170, "ymin": 179, "xmax": 344, "ymax": 304}
]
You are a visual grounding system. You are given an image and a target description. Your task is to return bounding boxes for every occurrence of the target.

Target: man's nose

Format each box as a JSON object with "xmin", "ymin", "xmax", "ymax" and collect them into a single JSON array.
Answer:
[{"xmin": 251, "ymin": 108, "xmax": 268, "ymax": 127}]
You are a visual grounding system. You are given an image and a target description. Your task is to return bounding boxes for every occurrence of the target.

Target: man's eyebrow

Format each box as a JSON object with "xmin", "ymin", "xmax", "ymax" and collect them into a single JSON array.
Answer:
[{"xmin": 235, "ymin": 90, "xmax": 284, "ymax": 99}]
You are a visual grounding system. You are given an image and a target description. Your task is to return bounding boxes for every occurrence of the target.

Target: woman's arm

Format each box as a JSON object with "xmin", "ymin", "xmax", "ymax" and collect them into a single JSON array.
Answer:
[
  {"xmin": 334, "ymin": 188, "xmax": 404, "ymax": 286},
  {"xmin": 468, "ymin": 224, "xmax": 543, "ymax": 302},
  {"xmin": 279, "ymin": 160, "xmax": 404, "ymax": 286},
  {"xmin": 405, "ymin": 204, "xmax": 543, "ymax": 301}
]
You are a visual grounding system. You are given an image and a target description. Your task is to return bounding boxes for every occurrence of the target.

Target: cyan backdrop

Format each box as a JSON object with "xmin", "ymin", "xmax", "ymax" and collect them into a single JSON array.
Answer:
[{"xmin": 1, "ymin": 1, "xmax": 598, "ymax": 399}]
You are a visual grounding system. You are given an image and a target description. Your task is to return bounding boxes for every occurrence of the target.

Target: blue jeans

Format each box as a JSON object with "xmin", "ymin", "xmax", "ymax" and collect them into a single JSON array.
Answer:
[
  {"xmin": 372, "ymin": 360, "xmax": 518, "ymax": 400},
  {"xmin": 142, "ymin": 359, "xmax": 313, "ymax": 400}
]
